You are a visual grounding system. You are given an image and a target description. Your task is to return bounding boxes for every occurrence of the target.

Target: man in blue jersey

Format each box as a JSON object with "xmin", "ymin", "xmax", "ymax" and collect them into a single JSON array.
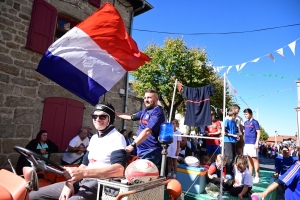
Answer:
[
  {"xmin": 116, "ymin": 89, "xmax": 165, "ymax": 166},
  {"xmin": 243, "ymin": 108, "xmax": 261, "ymax": 183},
  {"xmin": 253, "ymin": 147, "xmax": 300, "ymax": 200}
]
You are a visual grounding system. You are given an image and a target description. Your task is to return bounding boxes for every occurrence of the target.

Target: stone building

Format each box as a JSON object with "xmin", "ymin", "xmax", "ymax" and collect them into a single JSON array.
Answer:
[{"xmin": 0, "ymin": 0, "xmax": 152, "ymax": 169}]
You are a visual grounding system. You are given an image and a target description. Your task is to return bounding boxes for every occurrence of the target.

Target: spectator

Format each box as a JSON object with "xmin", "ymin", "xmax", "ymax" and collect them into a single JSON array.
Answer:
[
  {"xmin": 167, "ymin": 119, "xmax": 182, "ymax": 179},
  {"xmin": 226, "ymin": 155, "xmax": 253, "ymax": 199},
  {"xmin": 224, "ymin": 109, "xmax": 238, "ymax": 177},
  {"xmin": 61, "ymin": 128, "xmax": 89, "ymax": 165},
  {"xmin": 207, "ymin": 154, "xmax": 231, "ymax": 186},
  {"xmin": 84, "ymin": 126, "xmax": 94, "ymax": 140},
  {"xmin": 205, "ymin": 112, "xmax": 221, "ymax": 160},
  {"xmin": 16, "ymin": 130, "xmax": 58, "ymax": 175},
  {"xmin": 243, "ymin": 108, "xmax": 261, "ymax": 183},
  {"xmin": 253, "ymin": 146, "xmax": 300, "ymax": 200},
  {"xmin": 116, "ymin": 89, "xmax": 165, "ymax": 167},
  {"xmin": 126, "ymin": 131, "xmax": 137, "ymax": 156},
  {"xmin": 273, "ymin": 145, "xmax": 296, "ymax": 178},
  {"xmin": 30, "ymin": 102, "xmax": 127, "ymax": 200},
  {"xmin": 231, "ymin": 104, "xmax": 244, "ymax": 156},
  {"xmin": 120, "ymin": 129, "xmax": 127, "ymax": 138},
  {"xmin": 177, "ymin": 137, "xmax": 192, "ymax": 164}
]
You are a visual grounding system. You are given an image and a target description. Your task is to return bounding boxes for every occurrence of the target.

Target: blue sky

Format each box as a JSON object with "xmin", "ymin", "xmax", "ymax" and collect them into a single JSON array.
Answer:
[{"xmin": 131, "ymin": 0, "xmax": 300, "ymax": 137}]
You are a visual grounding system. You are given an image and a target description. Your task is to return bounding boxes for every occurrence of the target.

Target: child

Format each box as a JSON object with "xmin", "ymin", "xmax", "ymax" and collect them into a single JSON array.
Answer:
[
  {"xmin": 167, "ymin": 119, "xmax": 182, "ymax": 179},
  {"xmin": 227, "ymin": 155, "xmax": 253, "ymax": 199},
  {"xmin": 207, "ymin": 154, "xmax": 232, "ymax": 185},
  {"xmin": 243, "ymin": 108, "xmax": 261, "ymax": 183},
  {"xmin": 200, "ymin": 155, "xmax": 211, "ymax": 169},
  {"xmin": 224, "ymin": 109, "xmax": 238, "ymax": 177}
]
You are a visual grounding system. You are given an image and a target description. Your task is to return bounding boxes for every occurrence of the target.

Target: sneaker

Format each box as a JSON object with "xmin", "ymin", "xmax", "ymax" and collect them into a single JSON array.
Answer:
[{"xmin": 253, "ymin": 177, "xmax": 260, "ymax": 183}]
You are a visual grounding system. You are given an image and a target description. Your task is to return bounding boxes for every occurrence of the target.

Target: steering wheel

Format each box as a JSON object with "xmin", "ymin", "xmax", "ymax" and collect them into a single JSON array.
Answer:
[{"xmin": 14, "ymin": 146, "xmax": 64, "ymax": 175}]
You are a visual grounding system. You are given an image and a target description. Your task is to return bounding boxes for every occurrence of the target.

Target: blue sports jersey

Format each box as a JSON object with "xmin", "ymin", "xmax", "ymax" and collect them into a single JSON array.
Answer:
[
  {"xmin": 183, "ymin": 84, "xmax": 216, "ymax": 127},
  {"xmin": 135, "ymin": 106, "xmax": 165, "ymax": 157},
  {"xmin": 279, "ymin": 162, "xmax": 300, "ymax": 200},
  {"xmin": 275, "ymin": 155, "xmax": 296, "ymax": 175},
  {"xmin": 224, "ymin": 119, "xmax": 237, "ymax": 143},
  {"xmin": 244, "ymin": 119, "xmax": 260, "ymax": 144}
]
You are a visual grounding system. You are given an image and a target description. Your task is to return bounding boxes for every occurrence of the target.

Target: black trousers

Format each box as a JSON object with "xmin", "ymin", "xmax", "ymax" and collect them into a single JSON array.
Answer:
[{"xmin": 224, "ymin": 142, "xmax": 236, "ymax": 176}]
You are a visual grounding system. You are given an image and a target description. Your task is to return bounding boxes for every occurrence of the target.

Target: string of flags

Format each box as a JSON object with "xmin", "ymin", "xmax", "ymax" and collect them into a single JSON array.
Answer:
[
  {"xmin": 212, "ymin": 38, "xmax": 300, "ymax": 74},
  {"xmin": 237, "ymin": 72, "xmax": 300, "ymax": 79},
  {"xmin": 245, "ymin": 86, "xmax": 297, "ymax": 100}
]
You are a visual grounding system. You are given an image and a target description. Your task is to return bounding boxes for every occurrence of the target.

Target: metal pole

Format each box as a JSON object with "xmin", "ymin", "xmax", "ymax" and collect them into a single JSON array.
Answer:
[
  {"xmin": 220, "ymin": 73, "xmax": 226, "ymax": 197},
  {"xmin": 168, "ymin": 79, "xmax": 178, "ymax": 122}
]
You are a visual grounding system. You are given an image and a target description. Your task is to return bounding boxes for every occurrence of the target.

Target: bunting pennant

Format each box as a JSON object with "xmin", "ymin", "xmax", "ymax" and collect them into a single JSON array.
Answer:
[
  {"xmin": 177, "ymin": 81, "xmax": 183, "ymax": 92},
  {"xmin": 226, "ymin": 66, "xmax": 233, "ymax": 74},
  {"xmin": 239, "ymin": 62, "xmax": 247, "ymax": 71},
  {"xmin": 212, "ymin": 38, "xmax": 299, "ymax": 73},
  {"xmin": 267, "ymin": 53, "xmax": 275, "ymax": 62},
  {"xmin": 275, "ymin": 48, "xmax": 284, "ymax": 58},
  {"xmin": 251, "ymin": 58, "xmax": 260, "ymax": 62},
  {"xmin": 288, "ymin": 41, "xmax": 296, "ymax": 55}
]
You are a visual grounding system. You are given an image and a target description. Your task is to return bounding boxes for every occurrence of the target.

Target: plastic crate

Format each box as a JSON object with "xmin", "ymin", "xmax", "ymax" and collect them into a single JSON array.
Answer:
[{"xmin": 97, "ymin": 177, "xmax": 165, "ymax": 200}]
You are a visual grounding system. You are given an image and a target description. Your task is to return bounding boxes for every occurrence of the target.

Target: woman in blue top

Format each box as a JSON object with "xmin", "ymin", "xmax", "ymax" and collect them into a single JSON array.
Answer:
[{"xmin": 16, "ymin": 130, "xmax": 59, "ymax": 175}]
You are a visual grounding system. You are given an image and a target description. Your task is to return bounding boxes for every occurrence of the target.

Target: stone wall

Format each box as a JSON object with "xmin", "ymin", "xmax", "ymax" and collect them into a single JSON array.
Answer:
[{"xmin": 0, "ymin": 0, "xmax": 144, "ymax": 169}]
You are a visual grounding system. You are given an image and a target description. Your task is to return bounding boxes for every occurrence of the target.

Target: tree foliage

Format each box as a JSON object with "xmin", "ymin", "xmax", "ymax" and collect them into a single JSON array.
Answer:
[
  {"xmin": 132, "ymin": 38, "xmax": 233, "ymax": 120},
  {"xmin": 260, "ymin": 125, "xmax": 269, "ymax": 141}
]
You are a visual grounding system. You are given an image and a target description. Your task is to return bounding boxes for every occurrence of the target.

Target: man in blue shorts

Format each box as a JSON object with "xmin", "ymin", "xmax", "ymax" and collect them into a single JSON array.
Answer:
[
  {"xmin": 116, "ymin": 89, "xmax": 165, "ymax": 166},
  {"xmin": 253, "ymin": 146, "xmax": 300, "ymax": 200}
]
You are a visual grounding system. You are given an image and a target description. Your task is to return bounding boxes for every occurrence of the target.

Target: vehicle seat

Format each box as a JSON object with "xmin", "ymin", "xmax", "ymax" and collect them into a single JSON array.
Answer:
[{"xmin": 0, "ymin": 169, "xmax": 26, "ymax": 200}]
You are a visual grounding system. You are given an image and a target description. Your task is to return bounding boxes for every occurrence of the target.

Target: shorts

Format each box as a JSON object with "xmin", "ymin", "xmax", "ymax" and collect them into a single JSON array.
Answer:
[
  {"xmin": 236, "ymin": 135, "xmax": 244, "ymax": 149},
  {"xmin": 206, "ymin": 145, "xmax": 221, "ymax": 154},
  {"xmin": 141, "ymin": 150, "xmax": 162, "ymax": 167},
  {"xmin": 243, "ymin": 144, "xmax": 258, "ymax": 157}
]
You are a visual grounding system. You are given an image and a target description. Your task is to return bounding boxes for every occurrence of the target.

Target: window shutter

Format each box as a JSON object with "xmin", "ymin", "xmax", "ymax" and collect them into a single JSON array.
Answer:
[
  {"xmin": 26, "ymin": 0, "xmax": 57, "ymax": 54},
  {"xmin": 88, "ymin": 0, "xmax": 101, "ymax": 8},
  {"xmin": 61, "ymin": 99, "xmax": 85, "ymax": 151},
  {"xmin": 41, "ymin": 97, "xmax": 85, "ymax": 151},
  {"xmin": 41, "ymin": 97, "xmax": 67, "ymax": 150}
]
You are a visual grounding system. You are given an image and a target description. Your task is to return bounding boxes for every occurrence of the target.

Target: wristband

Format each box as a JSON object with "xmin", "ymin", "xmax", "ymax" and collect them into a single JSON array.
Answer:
[{"xmin": 130, "ymin": 141, "xmax": 137, "ymax": 148}]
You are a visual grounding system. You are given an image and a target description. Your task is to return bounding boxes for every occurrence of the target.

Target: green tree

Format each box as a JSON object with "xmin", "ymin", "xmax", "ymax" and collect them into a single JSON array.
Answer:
[
  {"xmin": 260, "ymin": 125, "xmax": 269, "ymax": 141},
  {"xmin": 132, "ymin": 38, "xmax": 233, "ymax": 120}
]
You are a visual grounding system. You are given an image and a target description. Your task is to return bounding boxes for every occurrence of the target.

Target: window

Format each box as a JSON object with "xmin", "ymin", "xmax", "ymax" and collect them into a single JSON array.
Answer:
[
  {"xmin": 40, "ymin": 97, "xmax": 85, "ymax": 150},
  {"xmin": 26, "ymin": 0, "xmax": 101, "ymax": 54},
  {"xmin": 55, "ymin": 14, "xmax": 80, "ymax": 41}
]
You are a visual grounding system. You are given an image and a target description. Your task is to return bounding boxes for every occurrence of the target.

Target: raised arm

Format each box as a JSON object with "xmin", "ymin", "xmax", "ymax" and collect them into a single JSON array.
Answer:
[{"xmin": 115, "ymin": 111, "xmax": 132, "ymax": 120}]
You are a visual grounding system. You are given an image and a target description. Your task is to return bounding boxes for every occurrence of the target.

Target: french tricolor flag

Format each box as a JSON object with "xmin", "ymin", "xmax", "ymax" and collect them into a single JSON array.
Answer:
[{"xmin": 37, "ymin": 3, "xmax": 151, "ymax": 105}]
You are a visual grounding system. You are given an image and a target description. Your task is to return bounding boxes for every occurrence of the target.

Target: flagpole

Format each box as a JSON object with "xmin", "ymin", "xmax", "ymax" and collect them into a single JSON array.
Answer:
[
  {"xmin": 220, "ymin": 73, "xmax": 226, "ymax": 197},
  {"xmin": 168, "ymin": 79, "xmax": 178, "ymax": 123}
]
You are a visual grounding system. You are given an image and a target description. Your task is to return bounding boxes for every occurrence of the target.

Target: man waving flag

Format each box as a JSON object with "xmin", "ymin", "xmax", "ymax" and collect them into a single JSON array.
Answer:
[{"xmin": 37, "ymin": 3, "xmax": 151, "ymax": 105}]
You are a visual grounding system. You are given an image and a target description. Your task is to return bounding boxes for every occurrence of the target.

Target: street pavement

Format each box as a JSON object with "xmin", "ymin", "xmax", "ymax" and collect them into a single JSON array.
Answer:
[{"xmin": 258, "ymin": 156, "xmax": 284, "ymax": 200}]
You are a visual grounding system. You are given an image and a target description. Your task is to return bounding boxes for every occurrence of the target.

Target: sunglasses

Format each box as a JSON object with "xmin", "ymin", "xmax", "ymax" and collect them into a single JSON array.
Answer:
[{"xmin": 92, "ymin": 114, "xmax": 108, "ymax": 120}]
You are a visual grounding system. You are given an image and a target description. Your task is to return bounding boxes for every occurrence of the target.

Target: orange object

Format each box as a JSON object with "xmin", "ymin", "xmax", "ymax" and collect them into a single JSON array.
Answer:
[
  {"xmin": 128, "ymin": 155, "xmax": 139, "ymax": 165},
  {"xmin": 166, "ymin": 179, "xmax": 182, "ymax": 200},
  {"xmin": 0, "ymin": 169, "xmax": 26, "ymax": 200}
]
